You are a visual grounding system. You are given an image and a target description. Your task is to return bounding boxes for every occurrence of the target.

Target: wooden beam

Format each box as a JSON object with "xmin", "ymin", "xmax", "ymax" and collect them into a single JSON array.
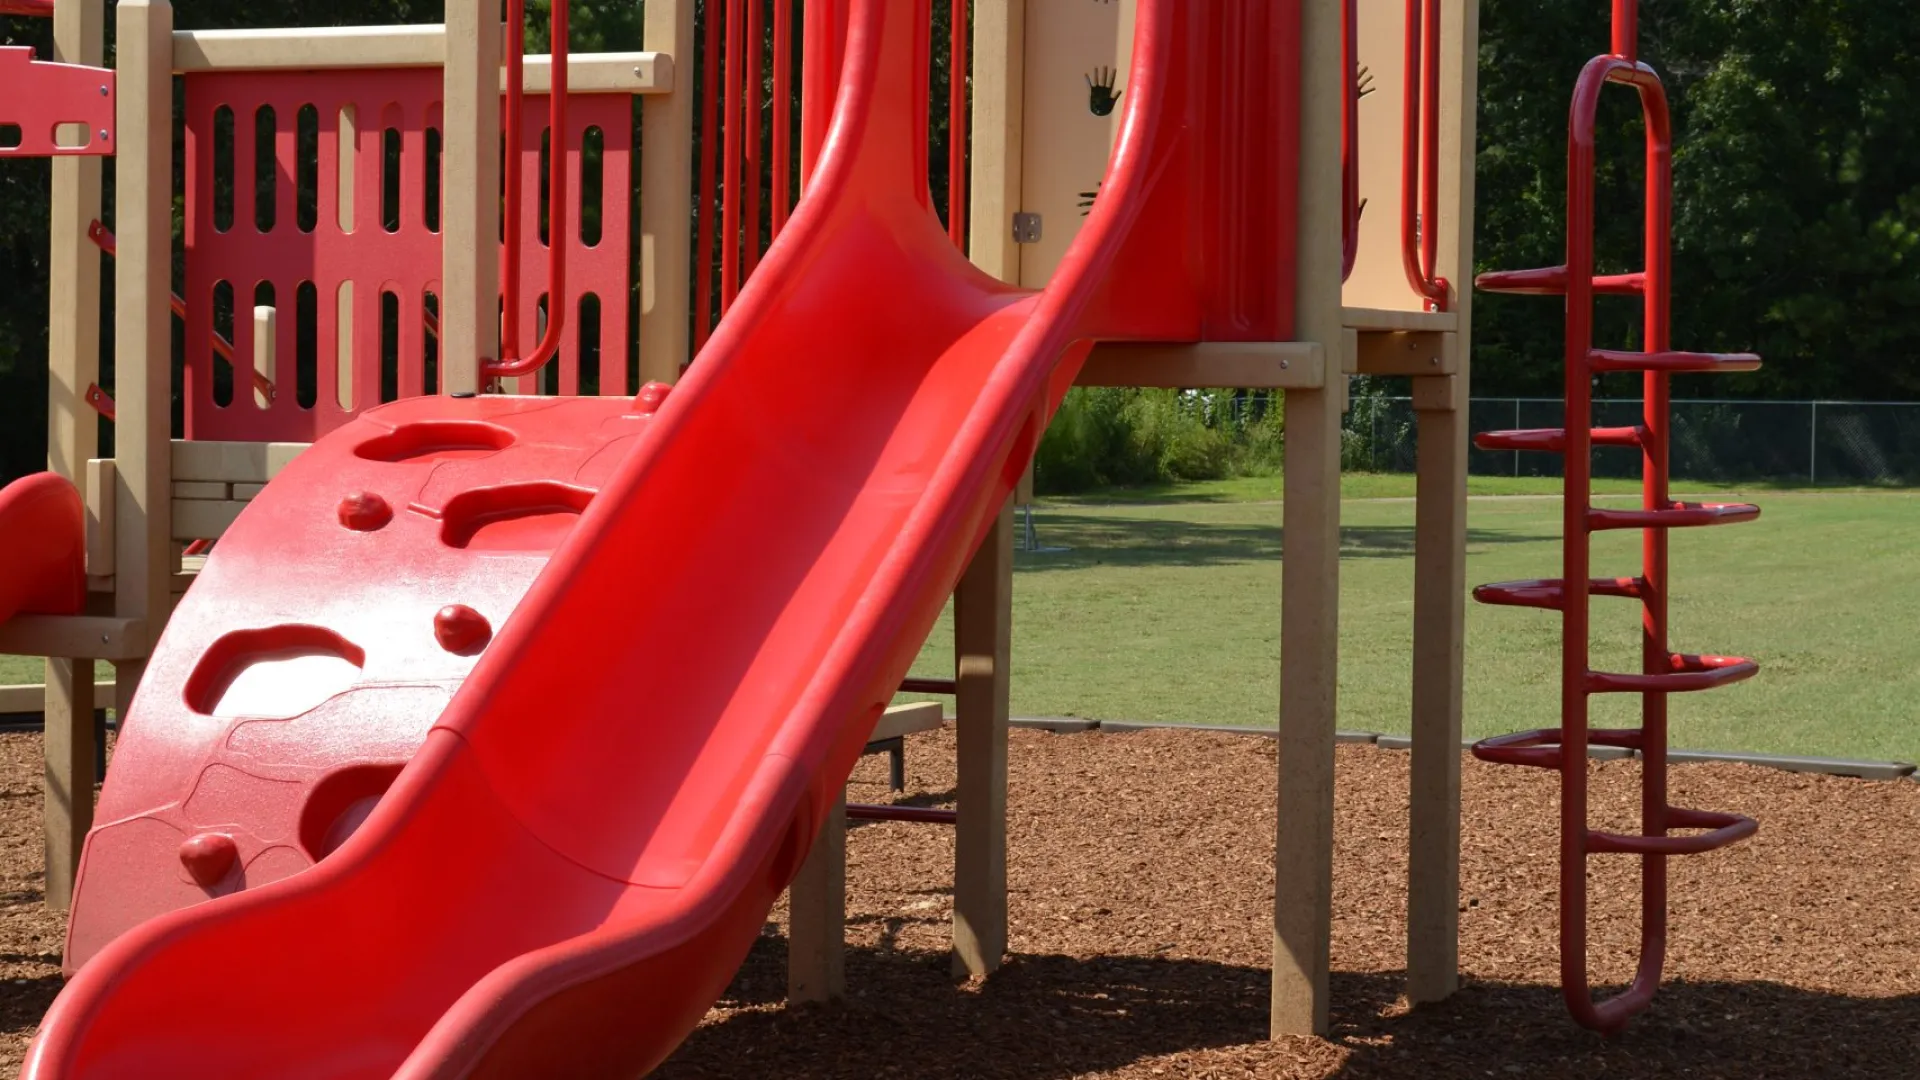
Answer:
[
  {"xmin": 1273, "ymin": 0, "xmax": 1345, "ymax": 1038},
  {"xmin": 171, "ymin": 500, "xmax": 247, "ymax": 542},
  {"xmin": 1341, "ymin": 306, "xmax": 1458, "ymax": 333},
  {"xmin": 786, "ymin": 791, "xmax": 847, "ymax": 1003},
  {"xmin": 1406, "ymin": 0, "xmax": 1482, "ymax": 1007},
  {"xmin": 173, "ymin": 25, "xmax": 671, "ymax": 94},
  {"xmin": 440, "ymin": 5, "xmax": 501, "ymax": 395},
  {"xmin": 84, "ymin": 459, "xmax": 115, "ymax": 578},
  {"xmin": 871, "ymin": 700, "xmax": 945, "ymax": 742},
  {"xmin": 968, "ymin": 0, "xmax": 1024, "ymax": 284},
  {"xmin": 169, "ymin": 440, "xmax": 307, "ymax": 485},
  {"xmin": 1078, "ymin": 342, "xmax": 1326, "ymax": 389},
  {"xmin": 46, "ymin": 0, "xmax": 102, "ymax": 491},
  {"xmin": 42, "ymin": 658, "xmax": 94, "ymax": 911},
  {"xmin": 0, "ymin": 682, "xmax": 115, "ymax": 715},
  {"xmin": 637, "ymin": 0, "xmax": 695, "ymax": 386},
  {"xmin": 0, "ymin": 617, "xmax": 148, "ymax": 661},
  {"xmin": 171, "ymin": 481, "xmax": 228, "ymax": 500},
  {"xmin": 1353, "ymin": 331, "xmax": 1454, "ymax": 377},
  {"xmin": 952, "ymin": 503, "xmax": 1013, "ymax": 979},
  {"xmin": 115, "ymin": 0, "xmax": 174, "ymax": 662}
]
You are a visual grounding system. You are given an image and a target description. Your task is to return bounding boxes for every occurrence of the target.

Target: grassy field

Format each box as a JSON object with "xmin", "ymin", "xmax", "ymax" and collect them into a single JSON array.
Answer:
[
  {"xmin": 903, "ymin": 478, "xmax": 1920, "ymax": 764},
  {"xmin": 5, "ymin": 476, "xmax": 1915, "ymax": 762}
]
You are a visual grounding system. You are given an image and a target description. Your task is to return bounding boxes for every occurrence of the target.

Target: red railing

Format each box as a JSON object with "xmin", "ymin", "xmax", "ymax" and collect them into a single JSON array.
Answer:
[
  {"xmin": 486, "ymin": 0, "xmax": 570, "ymax": 381},
  {"xmin": 1340, "ymin": 0, "xmax": 1360, "ymax": 281},
  {"xmin": 1471, "ymin": 0, "xmax": 1761, "ymax": 1033},
  {"xmin": 1399, "ymin": 0, "xmax": 1447, "ymax": 310},
  {"xmin": 0, "ymin": 1, "xmax": 53, "ymax": 17},
  {"xmin": 694, "ymin": 0, "xmax": 969, "ymax": 354}
]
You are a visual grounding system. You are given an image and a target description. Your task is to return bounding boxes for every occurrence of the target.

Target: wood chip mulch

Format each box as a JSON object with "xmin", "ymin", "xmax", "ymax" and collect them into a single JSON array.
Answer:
[{"xmin": 0, "ymin": 727, "xmax": 1916, "ymax": 1077}]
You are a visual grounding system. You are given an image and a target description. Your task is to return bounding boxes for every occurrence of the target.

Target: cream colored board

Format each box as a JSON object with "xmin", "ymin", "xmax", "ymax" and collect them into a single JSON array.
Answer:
[
  {"xmin": 1016, "ymin": 0, "xmax": 1133, "ymax": 288},
  {"xmin": 1344, "ymin": 0, "xmax": 1425, "ymax": 312}
]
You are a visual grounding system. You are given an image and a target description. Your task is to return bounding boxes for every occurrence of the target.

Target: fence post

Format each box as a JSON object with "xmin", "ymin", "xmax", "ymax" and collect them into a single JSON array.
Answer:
[{"xmin": 1808, "ymin": 400, "xmax": 1817, "ymax": 484}]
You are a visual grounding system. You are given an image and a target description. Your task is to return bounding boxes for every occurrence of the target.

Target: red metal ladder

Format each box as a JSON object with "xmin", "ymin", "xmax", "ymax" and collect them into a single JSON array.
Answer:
[{"xmin": 1469, "ymin": 0, "xmax": 1762, "ymax": 1033}]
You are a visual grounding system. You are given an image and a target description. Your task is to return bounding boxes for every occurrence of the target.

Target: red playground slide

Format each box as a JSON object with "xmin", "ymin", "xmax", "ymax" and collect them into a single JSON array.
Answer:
[
  {"xmin": 27, "ymin": 0, "xmax": 1299, "ymax": 1074},
  {"xmin": 0, "ymin": 473, "xmax": 85, "ymax": 624}
]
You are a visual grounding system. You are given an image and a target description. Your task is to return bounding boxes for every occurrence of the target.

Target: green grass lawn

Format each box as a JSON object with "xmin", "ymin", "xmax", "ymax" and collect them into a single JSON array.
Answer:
[
  {"xmin": 6, "ymin": 477, "xmax": 1916, "ymax": 762},
  {"xmin": 904, "ymin": 480, "xmax": 1920, "ymax": 763}
]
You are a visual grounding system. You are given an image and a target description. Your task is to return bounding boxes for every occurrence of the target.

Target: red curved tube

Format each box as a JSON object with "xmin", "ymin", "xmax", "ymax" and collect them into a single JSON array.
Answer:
[
  {"xmin": 0, "ymin": 1, "xmax": 54, "ymax": 16},
  {"xmin": 1340, "ymin": 0, "xmax": 1360, "ymax": 281},
  {"xmin": 486, "ymin": 0, "xmax": 570, "ymax": 381},
  {"xmin": 1399, "ymin": 0, "xmax": 1448, "ymax": 310}
]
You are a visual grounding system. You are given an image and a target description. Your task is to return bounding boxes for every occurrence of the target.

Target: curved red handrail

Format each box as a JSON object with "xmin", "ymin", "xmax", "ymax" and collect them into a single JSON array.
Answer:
[
  {"xmin": 0, "ymin": 1, "xmax": 54, "ymax": 16},
  {"xmin": 1399, "ymin": 0, "xmax": 1448, "ymax": 310},
  {"xmin": 486, "ymin": 0, "xmax": 570, "ymax": 381},
  {"xmin": 1340, "ymin": 0, "xmax": 1360, "ymax": 281}
]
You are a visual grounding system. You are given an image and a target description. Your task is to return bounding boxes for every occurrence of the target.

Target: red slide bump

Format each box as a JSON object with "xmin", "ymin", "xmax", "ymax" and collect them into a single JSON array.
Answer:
[
  {"xmin": 28, "ymin": 0, "xmax": 1222, "ymax": 1074},
  {"xmin": 0, "ymin": 473, "xmax": 86, "ymax": 623}
]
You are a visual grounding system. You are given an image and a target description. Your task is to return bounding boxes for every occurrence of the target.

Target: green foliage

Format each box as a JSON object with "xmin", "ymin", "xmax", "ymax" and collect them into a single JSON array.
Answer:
[{"xmin": 1033, "ymin": 388, "xmax": 1284, "ymax": 495}]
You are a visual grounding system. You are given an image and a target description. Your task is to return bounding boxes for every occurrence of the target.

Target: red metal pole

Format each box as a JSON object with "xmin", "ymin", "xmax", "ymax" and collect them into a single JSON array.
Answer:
[
  {"xmin": 771, "ymin": 0, "xmax": 792, "ymax": 238},
  {"xmin": 486, "ymin": 0, "xmax": 570, "ymax": 380},
  {"xmin": 1340, "ymin": 0, "xmax": 1360, "ymax": 282},
  {"xmin": 695, "ymin": 0, "xmax": 722, "ymax": 352},
  {"xmin": 846, "ymin": 804, "xmax": 956, "ymax": 825},
  {"xmin": 1398, "ymin": 0, "xmax": 1448, "ymax": 311},
  {"xmin": 743, "ymin": 0, "xmax": 764, "ymax": 279},
  {"xmin": 1612, "ymin": 0, "xmax": 1639, "ymax": 62},
  {"xmin": 0, "ymin": 1, "xmax": 54, "ymax": 16},
  {"xmin": 947, "ymin": 0, "xmax": 967, "ymax": 249}
]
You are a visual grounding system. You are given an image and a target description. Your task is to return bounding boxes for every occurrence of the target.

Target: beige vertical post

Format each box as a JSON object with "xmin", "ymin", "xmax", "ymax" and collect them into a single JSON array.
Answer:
[
  {"xmin": 441, "ymin": 1, "xmax": 503, "ymax": 395},
  {"xmin": 252, "ymin": 306, "xmax": 277, "ymax": 408},
  {"xmin": 42, "ymin": 0, "xmax": 107, "ymax": 912},
  {"xmin": 787, "ymin": 792, "xmax": 848, "ymax": 1002},
  {"xmin": 968, "ymin": 0, "xmax": 1024, "ymax": 285},
  {"xmin": 952, "ymin": 505, "xmax": 1013, "ymax": 978},
  {"xmin": 1406, "ymin": 0, "xmax": 1480, "ymax": 1005},
  {"xmin": 637, "ymin": 0, "xmax": 695, "ymax": 388},
  {"xmin": 1272, "ymin": 0, "xmax": 1346, "ymax": 1038},
  {"xmin": 109, "ymin": 0, "xmax": 174, "ymax": 735}
]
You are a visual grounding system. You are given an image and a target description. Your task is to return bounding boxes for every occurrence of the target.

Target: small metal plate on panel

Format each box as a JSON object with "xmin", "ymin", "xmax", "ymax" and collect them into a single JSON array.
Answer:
[{"xmin": 1012, "ymin": 212, "xmax": 1042, "ymax": 244}]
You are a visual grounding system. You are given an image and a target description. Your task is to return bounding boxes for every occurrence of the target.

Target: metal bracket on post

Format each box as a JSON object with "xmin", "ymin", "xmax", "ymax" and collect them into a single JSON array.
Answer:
[{"xmin": 1011, "ymin": 212, "xmax": 1042, "ymax": 244}]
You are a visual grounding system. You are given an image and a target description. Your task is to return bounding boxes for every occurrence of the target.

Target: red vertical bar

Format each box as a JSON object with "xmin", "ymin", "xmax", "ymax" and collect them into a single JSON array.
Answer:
[
  {"xmin": 1340, "ymin": 0, "xmax": 1360, "ymax": 281},
  {"xmin": 1612, "ymin": 0, "xmax": 1639, "ymax": 62},
  {"xmin": 503, "ymin": 0, "xmax": 526, "ymax": 362},
  {"xmin": 721, "ymin": 0, "xmax": 744, "ymax": 311},
  {"xmin": 771, "ymin": 0, "xmax": 792, "ymax": 238},
  {"xmin": 800, "ymin": 0, "xmax": 849, "ymax": 185},
  {"xmin": 1561, "ymin": 59, "xmax": 1600, "ymax": 1028},
  {"xmin": 743, "ymin": 0, "xmax": 764, "ymax": 278},
  {"xmin": 695, "ymin": 0, "xmax": 722, "ymax": 350},
  {"xmin": 947, "ymin": 0, "xmax": 967, "ymax": 249}
]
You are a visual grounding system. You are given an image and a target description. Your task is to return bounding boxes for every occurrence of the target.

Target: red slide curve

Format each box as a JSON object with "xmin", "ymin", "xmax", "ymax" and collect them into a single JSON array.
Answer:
[
  {"xmin": 0, "ymin": 473, "xmax": 85, "ymax": 624},
  {"xmin": 23, "ymin": 0, "xmax": 1261, "ymax": 1073}
]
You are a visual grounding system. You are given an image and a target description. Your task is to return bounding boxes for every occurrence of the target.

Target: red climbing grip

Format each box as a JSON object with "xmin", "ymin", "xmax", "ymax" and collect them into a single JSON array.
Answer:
[{"xmin": 0, "ymin": 46, "xmax": 114, "ymax": 158}]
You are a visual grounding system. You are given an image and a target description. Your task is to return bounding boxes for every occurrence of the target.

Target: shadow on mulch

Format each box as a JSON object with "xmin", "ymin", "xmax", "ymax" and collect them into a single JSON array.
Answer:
[{"xmin": 660, "ymin": 937, "xmax": 1920, "ymax": 1079}]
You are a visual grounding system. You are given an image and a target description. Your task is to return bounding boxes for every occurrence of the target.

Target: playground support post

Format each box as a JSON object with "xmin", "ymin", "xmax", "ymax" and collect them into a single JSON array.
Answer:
[
  {"xmin": 43, "ymin": 0, "xmax": 105, "ymax": 911},
  {"xmin": 639, "ymin": 0, "xmax": 695, "ymax": 384},
  {"xmin": 1406, "ymin": 0, "xmax": 1479, "ymax": 1005},
  {"xmin": 952, "ymin": 503, "xmax": 1013, "ymax": 979},
  {"xmin": 440, "ymin": 1, "xmax": 501, "ymax": 394},
  {"xmin": 1274, "ymin": 0, "xmax": 1347, "ymax": 1037}
]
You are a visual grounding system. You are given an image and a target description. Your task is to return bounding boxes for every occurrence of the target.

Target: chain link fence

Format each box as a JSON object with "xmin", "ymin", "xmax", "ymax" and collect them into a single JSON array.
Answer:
[{"xmin": 1345, "ymin": 397, "xmax": 1920, "ymax": 485}]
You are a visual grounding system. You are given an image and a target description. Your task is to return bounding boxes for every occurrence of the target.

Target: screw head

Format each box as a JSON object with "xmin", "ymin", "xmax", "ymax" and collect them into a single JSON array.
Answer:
[
  {"xmin": 179, "ymin": 832, "xmax": 239, "ymax": 888},
  {"xmin": 98, "ymin": 85, "xmax": 108, "ymax": 97},
  {"xmin": 337, "ymin": 492, "xmax": 393, "ymax": 531},
  {"xmin": 434, "ymin": 604, "xmax": 492, "ymax": 654}
]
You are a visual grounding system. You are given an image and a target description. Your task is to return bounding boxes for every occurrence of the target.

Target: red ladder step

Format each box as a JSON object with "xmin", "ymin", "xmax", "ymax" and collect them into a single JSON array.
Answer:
[
  {"xmin": 1475, "ymin": 265, "xmax": 1646, "ymax": 295},
  {"xmin": 1473, "ymin": 576, "xmax": 1646, "ymax": 610},
  {"xmin": 1587, "ymin": 348, "xmax": 1762, "ymax": 374},
  {"xmin": 1588, "ymin": 501, "xmax": 1760, "ymax": 530},
  {"xmin": 1475, "ymin": 426, "xmax": 1644, "ymax": 453}
]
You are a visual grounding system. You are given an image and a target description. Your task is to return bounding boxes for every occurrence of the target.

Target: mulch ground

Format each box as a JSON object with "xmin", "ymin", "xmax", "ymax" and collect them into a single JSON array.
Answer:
[{"xmin": 0, "ymin": 726, "xmax": 1916, "ymax": 1077}]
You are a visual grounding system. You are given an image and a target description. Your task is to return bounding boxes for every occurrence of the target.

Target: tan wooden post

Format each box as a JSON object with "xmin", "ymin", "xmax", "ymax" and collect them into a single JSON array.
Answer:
[
  {"xmin": 441, "ymin": 2, "xmax": 503, "ymax": 394},
  {"xmin": 108, "ymin": 0, "xmax": 174, "ymax": 752},
  {"xmin": 42, "ymin": 0, "xmax": 107, "ymax": 911},
  {"xmin": 1406, "ymin": 0, "xmax": 1481, "ymax": 1005},
  {"xmin": 1272, "ymin": 0, "xmax": 1346, "ymax": 1037},
  {"xmin": 945, "ymin": 0, "xmax": 1024, "ymax": 983},
  {"xmin": 637, "ymin": 0, "xmax": 695, "ymax": 388},
  {"xmin": 952, "ymin": 504, "xmax": 1013, "ymax": 978},
  {"xmin": 786, "ymin": 792, "xmax": 847, "ymax": 1002}
]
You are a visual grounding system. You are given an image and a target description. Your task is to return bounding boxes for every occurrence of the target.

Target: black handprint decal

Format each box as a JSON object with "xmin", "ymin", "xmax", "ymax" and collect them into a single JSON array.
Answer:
[
  {"xmin": 1356, "ymin": 64, "xmax": 1375, "ymax": 100},
  {"xmin": 1077, "ymin": 185, "xmax": 1101, "ymax": 217},
  {"xmin": 1086, "ymin": 66, "xmax": 1122, "ymax": 117}
]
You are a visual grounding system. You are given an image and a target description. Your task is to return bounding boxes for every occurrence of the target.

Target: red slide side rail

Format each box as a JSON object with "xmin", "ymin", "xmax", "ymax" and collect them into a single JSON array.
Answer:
[{"xmin": 1469, "ymin": 0, "xmax": 1761, "ymax": 1033}]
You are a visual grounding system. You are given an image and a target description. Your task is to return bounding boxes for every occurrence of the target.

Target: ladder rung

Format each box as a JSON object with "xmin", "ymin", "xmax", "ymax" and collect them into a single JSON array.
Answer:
[
  {"xmin": 1474, "ymin": 426, "xmax": 1643, "ymax": 453},
  {"xmin": 1473, "ymin": 576, "xmax": 1647, "ymax": 611},
  {"xmin": 1475, "ymin": 265, "xmax": 1646, "ymax": 296},
  {"xmin": 1589, "ymin": 502, "xmax": 1760, "ymax": 531},
  {"xmin": 1472, "ymin": 727, "xmax": 1646, "ymax": 768},
  {"xmin": 1588, "ymin": 348, "xmax": 1762, "ymax": 374},
  {"xmin": 1586, "ymin": 807, "xmax": 1757, "ymax": 855},
  {"xmin": 1587, "ymin": 653, "xmax": 1758, "ymax": 694}
]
